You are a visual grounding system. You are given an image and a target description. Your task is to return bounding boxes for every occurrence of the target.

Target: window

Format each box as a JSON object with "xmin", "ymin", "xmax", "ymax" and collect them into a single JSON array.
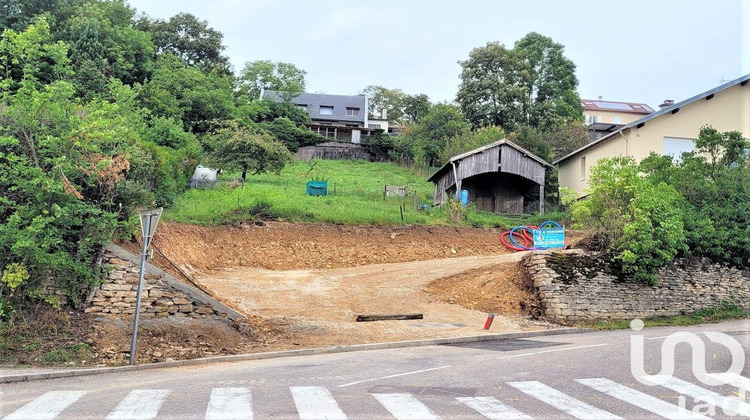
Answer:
[
  {"xmin": 368, "ymin": 123, "xmax": 381, "ymax": 129},
  {"xmin": 297, "ymin": 104, "xmax": 308, "ymax": 112},
  {"xmin": 663, "ymin": 137, "xmax": 695, "ymax": 161},
  {"xmin": 580, "ymin": 156, "xmax": 586, "ymax": 179},
  {"xmin": 346, "ymin": 107, "xmax": 360, "ymax": 116},
  {"xmin": 319, "ymin": 105, "xmax": 334, "ymax": 115}
]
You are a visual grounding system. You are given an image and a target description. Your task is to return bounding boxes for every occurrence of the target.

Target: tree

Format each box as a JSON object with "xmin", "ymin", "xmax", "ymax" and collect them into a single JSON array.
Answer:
[
  {"xmin": 514, "ymin": 32, "xmax": 583, "ymax": 130},
  {"xmin": 456, "ymin": 33, "xmax": 582, "ymax": 131},
  {"xmin": 360, "ymin": 85, "xmax": 405, "ymax": 122},
  {"xmin": 137, "ymin": 12, "xmax": 229, "ymax": 73},
  {"xmin": 237, "ymin": 60, "xmax": 306, "ymax": 102},
  {"xmin": 409, "ymin": 103, "xmax": 471, "ymax": 166},
  {"xmin": 208, "ymin": 126, "xmax": 292, "ymax": 182},
  {"xmin": 456, "ymin": 41, "xmax": 530, "ymax": 131},
  {"xmin": 137, "ymin": 54, "xmax": 237, "ymax": 134},
  {"xmin": 402, "ymin": 93, "xmax": 432, "ymax": 123}
]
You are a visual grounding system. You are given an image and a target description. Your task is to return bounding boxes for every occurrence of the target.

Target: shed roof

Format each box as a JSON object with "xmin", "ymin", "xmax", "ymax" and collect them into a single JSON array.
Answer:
[
  {"xmin": 556, "ymin": 73, "xmax": 750, "ymax": 164},
  {"xmin": 427, "ymin": 139, "xmax": 552, "ymax": 182}
]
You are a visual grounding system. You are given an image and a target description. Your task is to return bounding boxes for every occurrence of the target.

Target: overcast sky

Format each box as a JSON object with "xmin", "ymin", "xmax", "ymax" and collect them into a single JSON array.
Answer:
[{"xmin": 126, "ymin": 0, "xmax": 748, "ymax": 109}]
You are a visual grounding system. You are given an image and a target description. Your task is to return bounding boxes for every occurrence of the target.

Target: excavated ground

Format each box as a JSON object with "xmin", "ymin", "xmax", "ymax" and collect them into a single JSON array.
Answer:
[
  {"xmin": 5, "ymin": 222, "xmax": 582, "ymax": 367},
  {"xmin": 117, "ymin": 222, "xmax": 574, "ymax": 353}
]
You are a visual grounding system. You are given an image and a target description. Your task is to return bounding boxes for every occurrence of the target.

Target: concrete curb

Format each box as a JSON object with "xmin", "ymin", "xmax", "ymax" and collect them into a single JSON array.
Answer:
[{"xmin": 0, "ymin": 327, "xmax": 592, "ymax": 384}]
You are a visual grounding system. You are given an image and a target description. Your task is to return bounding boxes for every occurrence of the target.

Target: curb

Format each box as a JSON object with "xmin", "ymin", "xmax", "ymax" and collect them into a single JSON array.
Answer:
[{"xmin": 0, "ymin": 327, "xmax": 592, "ymax": 384}]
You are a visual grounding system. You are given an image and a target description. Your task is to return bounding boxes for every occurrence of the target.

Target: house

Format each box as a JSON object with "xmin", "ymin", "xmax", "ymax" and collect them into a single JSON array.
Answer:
[
  {"xmin": 427, "ymin": 139, "xmax": 552, "ymax": 214},
  {"xmin": 261, "ymin": 90, "xmax": 384, "ymax": 143},
  {"xmin": 582, "ymin": 98, "xmax": 654, "ymax": 141},
  {"xmin": 558, "ymin": 74, "xmax": 750, "ymax": 197}
]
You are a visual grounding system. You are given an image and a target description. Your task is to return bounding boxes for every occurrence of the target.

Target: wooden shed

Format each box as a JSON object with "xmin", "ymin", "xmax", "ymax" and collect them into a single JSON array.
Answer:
[{"xmin": 427, "ymin": 139, "xmax": 552, "ymax": 214}]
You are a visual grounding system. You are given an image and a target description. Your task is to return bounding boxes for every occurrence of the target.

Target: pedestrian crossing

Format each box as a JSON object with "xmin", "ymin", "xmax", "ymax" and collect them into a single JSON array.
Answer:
[{"xmin": 2, "ymin": 376, "xmax": 747, "ymax": 419}]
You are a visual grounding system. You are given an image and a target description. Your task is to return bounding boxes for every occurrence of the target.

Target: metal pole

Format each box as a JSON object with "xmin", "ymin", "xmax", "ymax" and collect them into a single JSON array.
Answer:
[{"xmin": 129, "ymin": 214, "xmax": 151, "ymax": 365}]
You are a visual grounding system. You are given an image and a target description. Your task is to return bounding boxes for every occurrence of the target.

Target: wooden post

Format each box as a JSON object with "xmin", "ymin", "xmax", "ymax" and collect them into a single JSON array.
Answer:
[{"xmin": 539, "ymin": 184, "xmax": 545, "ymax": 215}]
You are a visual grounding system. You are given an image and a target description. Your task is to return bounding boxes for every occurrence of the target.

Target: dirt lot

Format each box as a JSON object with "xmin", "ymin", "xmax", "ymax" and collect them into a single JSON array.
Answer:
[
  {"xmin": 13, "ymin": 221, "xmax": 573, "ymax": 366},
  {"xmin": 127, "ymin": 222, "xmax": 568, "ymax": 350}
]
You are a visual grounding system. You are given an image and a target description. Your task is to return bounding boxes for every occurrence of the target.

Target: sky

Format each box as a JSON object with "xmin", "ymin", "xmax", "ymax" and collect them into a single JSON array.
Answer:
[{"xmin": 126, "ymin": 0, "xmax": 748, "ymax": 110}]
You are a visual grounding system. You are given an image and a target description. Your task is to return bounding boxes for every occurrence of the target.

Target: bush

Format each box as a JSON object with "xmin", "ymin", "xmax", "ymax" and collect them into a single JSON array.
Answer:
[{"xmin": 572, "ymin": 157, "xmax": 687, "ymax": 284}]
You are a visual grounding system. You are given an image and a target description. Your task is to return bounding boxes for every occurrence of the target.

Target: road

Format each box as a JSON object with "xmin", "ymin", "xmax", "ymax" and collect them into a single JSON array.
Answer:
[{"xmin": 1, "ymin": 320, "xmax": 749, "ymax": 419}]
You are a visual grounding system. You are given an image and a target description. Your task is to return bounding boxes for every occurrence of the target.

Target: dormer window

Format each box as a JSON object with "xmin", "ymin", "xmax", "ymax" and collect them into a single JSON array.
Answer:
[
  {"xmin": 346, "ymin": 107, "xmax": 360, "ymax": 116},
  {"xmin": 319, "ymin": 105, "xmax": 334, "ymax": 115}
]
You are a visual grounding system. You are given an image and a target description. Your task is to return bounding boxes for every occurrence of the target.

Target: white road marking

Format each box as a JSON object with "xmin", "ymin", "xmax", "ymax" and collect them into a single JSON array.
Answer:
[
  {"xmin": 205, "ymin": 388, "xmax": 253, "ymax": 420},
  {"xmin": 373, "ymin": 393, "xmax": 440, "ymax": 420},
  {"xmin": 336, "ymin": 365, "xmax": 451, "ymax": 388},
  {"xmin": 457, "ymin": 396, "xmax": 532, "ymax": 419},
  {"xmin": 290, "ymin": 387, "xmax": 347, "ymax": 420},
  {"xmin": 577, "ymin": 378, "xmax": 710, "ymax": 420},
  {"xmin": 4, "ymin": 391, "xmax": 86, "ymax": 420},
  {"xmin": 497, "ymin": 343, "xmax": 609, "ymax": 360},
  {"xmin": 649, "ymin": 375, "xmax": 750, "ymax": 417},
  {"xmin": 706, "ymin": 372, "xmax": 750, "ymax": 391},
  {"xmin": 105, "ymin": 389, "xmax": 170, "ymax": 420},
  {"xmin": 508, "ymin": 381, "xmax": 622, "ymax": 419}
]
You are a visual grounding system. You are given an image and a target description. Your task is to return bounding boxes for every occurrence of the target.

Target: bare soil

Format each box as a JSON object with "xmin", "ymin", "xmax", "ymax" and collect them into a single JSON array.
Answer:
[{"xmin": 5, "ymin": 222, "xmax": 578, "ymax": 367}]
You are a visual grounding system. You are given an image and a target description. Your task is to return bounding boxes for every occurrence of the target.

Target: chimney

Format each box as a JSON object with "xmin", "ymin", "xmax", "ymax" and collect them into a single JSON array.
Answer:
[
  {"xmin": 597, "ymin": 96, "xmax": 602, "ymax": 100},
  {"xmin": 382, "ymin": 109, "xmax": 387, "ymax": 120},
  {"xmin": 658, "ymin": 99, "xmax": 674, "ymax": 109}
]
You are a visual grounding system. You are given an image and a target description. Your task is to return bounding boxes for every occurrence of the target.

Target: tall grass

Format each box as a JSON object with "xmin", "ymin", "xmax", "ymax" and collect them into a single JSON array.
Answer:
[{"xmin": 166, "ymin": 159, "xmax": 517, "ymax": 227}]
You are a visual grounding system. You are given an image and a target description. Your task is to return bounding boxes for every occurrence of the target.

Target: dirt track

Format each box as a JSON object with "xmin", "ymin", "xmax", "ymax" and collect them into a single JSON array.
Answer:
[{"xmin": 196, "ymin": 253, "xmax": 552, "ymax": 347}]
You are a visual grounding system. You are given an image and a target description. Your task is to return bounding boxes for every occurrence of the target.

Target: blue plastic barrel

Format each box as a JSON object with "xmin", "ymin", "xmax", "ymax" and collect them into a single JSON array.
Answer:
[{"xmin": 460, "ymin": 189, "xmax": 469, "ymax": 207}]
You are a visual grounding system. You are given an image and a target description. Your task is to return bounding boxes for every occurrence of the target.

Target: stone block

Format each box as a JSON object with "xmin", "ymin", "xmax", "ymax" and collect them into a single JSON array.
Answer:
[{"xmin": 173, "ymin": 297, "xmax": 192, "ymax": 305}]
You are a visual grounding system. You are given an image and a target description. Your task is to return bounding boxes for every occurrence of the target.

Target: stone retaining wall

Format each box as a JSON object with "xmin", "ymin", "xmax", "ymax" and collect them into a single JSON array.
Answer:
[
  {"xmin": 84, "ymin": 244, "xmax": 245, "ymax": 321},
  {"xmin": 522, "ymin": 250, "xmax": 750, "ymax": 322}
]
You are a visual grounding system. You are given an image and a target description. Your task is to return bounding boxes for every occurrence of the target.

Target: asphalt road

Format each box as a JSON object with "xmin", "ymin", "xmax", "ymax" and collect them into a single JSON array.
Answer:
[{"xmin": 2, "ymin": 320, "xmax": 749, "ymax": 419}]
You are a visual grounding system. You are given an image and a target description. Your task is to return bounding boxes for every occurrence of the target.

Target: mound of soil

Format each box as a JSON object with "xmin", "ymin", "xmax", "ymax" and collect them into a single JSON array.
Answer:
[
  {"xmin": 130, "ymin": 222, "xmax": 511, "ymax": 274},
  {"xmin": 424, "ymin": 263, "xmax": 535, "ymax": 315}
]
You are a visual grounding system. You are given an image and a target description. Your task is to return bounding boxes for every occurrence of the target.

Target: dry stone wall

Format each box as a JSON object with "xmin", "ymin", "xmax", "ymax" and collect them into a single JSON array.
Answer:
[
  {"xmin": 522, "ymin": 250, "xmax": 750, "ymax": 322},
  {"xmin": 84, "ymin": 244, "xmax": 245, "ymax": 321}
]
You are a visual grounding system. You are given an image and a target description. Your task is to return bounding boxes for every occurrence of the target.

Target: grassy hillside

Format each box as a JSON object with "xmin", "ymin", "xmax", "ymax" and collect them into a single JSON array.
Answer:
[{"xmin": 165, "ymin": 160, "xmax": 518, "ymax": 227}]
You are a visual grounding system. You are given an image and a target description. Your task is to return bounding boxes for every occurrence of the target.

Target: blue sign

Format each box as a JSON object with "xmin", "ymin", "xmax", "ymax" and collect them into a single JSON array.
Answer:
[{"xmin": 533, "ymin": 228, "xmax": 565, "ymax": 248}]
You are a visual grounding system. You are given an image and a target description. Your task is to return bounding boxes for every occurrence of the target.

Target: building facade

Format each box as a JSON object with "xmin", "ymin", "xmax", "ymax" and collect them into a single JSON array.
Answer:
[
  {"xmin": 558, "ymin": 75, "xmax": 750, "ymax": 196},
  {"xmin": 262, "ymin": 90, "xmax": 384, "ymax": 143}
]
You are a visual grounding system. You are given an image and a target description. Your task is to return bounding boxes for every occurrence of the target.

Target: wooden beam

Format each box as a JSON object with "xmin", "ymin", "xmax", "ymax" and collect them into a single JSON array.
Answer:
[{"xmin": 356, "ymin": 314, "xmax": 423, "ymax": 322}]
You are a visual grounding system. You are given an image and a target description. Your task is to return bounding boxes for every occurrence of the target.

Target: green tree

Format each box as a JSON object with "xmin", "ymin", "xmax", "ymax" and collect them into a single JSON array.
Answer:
[
  {"xmin": 360, "ymin": 85, "xmax": 406, "ymax": 122},
  {"xmin": 137, "ymin": 12, "xmax": 229, "ymax": 73},
  {"xmin": 409, "ymin": 103, "xmax": 471, "ymax": 166},
  {"xmin": 137, "ymin": 54, "xmax": 236, "ymax": 134},
  {"xmin": 237, "ymin": 60, "xmax": 306, "ymax": 102},
  {"xmin": 514, "ymin": 32, "xmax": 583, "ymax": 130},
  {"xmin": 208, "ymin": 125, "xmax": 292, "ymax": 183},
  {"xmin": 402, "ymin": 93, "xmax": 432, "ymax": 123},
  {"xmin": 456, "ymin": 41, "xmax": 530, "ymax": 130},
  {"xmin": 457, "ymin": 33, "xmax": 582, "ymax": 131}
]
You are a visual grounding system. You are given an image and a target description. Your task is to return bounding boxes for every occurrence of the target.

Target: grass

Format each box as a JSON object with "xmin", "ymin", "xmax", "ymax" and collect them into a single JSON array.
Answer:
[
  {"xmin": 576, "ymin": 302, "xmax": 750, "ymax": 330},
  {"xmin": 166, "ymin": 159, "xmax": 522, "ymax": 227},
  {"xmin": 38, "ymin": 344, "xmax": 93, "ymax": 364}
]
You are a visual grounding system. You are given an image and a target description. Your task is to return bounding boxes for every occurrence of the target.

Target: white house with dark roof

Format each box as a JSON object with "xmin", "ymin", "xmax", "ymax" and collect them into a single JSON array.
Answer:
[
  {"xmin": 558, "ymin": 74, "xmax": 750, "ymax": 196},
  {"xmin": 262, "ymin": 90, "xmax": 384, "ymax": 143}
]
